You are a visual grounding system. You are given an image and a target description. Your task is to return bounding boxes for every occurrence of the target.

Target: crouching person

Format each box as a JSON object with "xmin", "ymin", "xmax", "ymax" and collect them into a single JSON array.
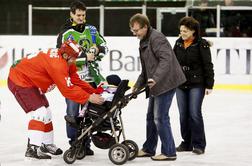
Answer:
[{"xmin": 7, "ymin": 40, "xmax": 104, "ymax": 159}]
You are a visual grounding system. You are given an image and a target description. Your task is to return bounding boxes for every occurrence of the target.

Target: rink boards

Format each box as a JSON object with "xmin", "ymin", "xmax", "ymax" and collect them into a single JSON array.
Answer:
[{"xmin": 0, "ymin": 36, "xmax": 251, "ymax": 91}]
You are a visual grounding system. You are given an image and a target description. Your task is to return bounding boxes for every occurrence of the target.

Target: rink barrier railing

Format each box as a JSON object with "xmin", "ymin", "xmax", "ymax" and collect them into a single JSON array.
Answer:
[{"xmin": 29, "ymin": 4, "xmax": 252, "ymax": 37}]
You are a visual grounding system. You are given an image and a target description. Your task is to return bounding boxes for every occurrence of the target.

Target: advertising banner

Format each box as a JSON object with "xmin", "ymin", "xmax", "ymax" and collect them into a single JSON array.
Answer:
[{"xmin": 0, "ymin": 36, "xmax": 252, "ymax": 90}]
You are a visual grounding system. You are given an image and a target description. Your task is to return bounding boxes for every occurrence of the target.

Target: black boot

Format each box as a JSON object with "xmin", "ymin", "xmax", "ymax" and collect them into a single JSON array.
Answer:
[
  {"xmin": 85, "ymin": 147, "xmax": 94, "ymax": 156},
  {"xmin": 176, "ymin": 142, "xmax": 193, "ymax": 152}
]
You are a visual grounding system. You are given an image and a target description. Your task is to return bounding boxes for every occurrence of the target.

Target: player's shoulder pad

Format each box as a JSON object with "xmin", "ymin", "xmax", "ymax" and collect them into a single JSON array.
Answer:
[
  {"xmin": 87, "ymin": 24, "xmax": 97, "ymax": 32},
  {"xmin": 87, "ymin": 24, "xmax": 97, "ymax": 29}
]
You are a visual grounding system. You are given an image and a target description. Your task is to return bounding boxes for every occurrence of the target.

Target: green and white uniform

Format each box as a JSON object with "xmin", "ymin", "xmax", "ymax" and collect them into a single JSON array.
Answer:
[{"xmin": 57, "ymin": 22, "xmax": 108, "ymax": 85}]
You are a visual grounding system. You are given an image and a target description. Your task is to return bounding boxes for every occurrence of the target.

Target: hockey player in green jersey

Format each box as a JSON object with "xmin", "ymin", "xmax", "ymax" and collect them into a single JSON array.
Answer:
[{"xmin": 56, "ymin": 0, "xmax": 108, "ymax": 156}]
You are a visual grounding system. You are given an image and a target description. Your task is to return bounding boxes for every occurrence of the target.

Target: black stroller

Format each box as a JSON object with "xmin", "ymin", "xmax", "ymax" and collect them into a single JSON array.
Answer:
[{"xmin": 63, "ymin": 80, "xmax": 145, "ymax": 165}]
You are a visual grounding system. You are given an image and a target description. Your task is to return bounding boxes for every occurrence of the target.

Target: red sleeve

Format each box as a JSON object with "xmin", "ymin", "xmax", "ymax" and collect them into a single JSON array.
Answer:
[
  {"xmin": 45, "ymin": 54, "xmax": 92, "ymax": 104},
  {"xmin": 69, "ymin": 64, "xmax": 100, "ymax": 94}
]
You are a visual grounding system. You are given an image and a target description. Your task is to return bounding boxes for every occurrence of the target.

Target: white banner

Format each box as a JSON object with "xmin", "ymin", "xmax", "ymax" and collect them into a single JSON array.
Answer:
[{"xmin": 0, "ymin": 36, "xmax": 252, "ymax": 90}]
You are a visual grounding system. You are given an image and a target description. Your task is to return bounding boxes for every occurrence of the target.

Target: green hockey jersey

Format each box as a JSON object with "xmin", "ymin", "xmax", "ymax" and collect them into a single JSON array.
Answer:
[{"xmin": 59, "ymin": 24, "xmax": 108, "ymax": 85}]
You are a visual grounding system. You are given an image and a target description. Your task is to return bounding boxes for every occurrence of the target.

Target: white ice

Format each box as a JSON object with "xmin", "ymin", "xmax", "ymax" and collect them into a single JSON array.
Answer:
[{"xmin": 0, "ymin": 87, "xmax": 252, "ymax": 166}]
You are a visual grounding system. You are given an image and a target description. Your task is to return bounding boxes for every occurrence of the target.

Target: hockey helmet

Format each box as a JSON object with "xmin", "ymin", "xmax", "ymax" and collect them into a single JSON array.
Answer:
[
  {"xmin": 59, "ymin": 40, "xmax": 81, "ymax": 58},
  {"xmin": 92, "ymin": 132, "xmax": 116, "ymax": 149}
]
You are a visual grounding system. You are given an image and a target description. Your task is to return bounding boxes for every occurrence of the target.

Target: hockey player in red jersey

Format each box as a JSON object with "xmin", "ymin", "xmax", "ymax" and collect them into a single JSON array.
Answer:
[{"xmin": 8, "ymin": 40, "xmax": 104, "ymax": 159}]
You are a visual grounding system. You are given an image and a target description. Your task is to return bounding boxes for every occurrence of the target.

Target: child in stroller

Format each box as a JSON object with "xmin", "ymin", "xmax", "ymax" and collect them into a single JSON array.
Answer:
[{"xmin": 63, "ymin": 77, "xmax": 145, "ymax": 165}]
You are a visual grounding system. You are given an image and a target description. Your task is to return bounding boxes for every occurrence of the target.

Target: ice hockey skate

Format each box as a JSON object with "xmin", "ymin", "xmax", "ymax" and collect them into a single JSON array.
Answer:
[
  {"xmin": 40, "ymin": 143, "xmax": 63, "ymax": 155},
  {"xmin": 25, "ymin": 143, "xmax": 51, "ymax": 160}
]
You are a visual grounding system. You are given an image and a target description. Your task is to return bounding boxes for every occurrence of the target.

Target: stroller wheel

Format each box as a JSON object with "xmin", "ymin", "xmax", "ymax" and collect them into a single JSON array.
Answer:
[
  {"xmin": 76, "ymin": 144, "xmax": 86, "ymax": 160},
  {"xmin": 108, "ymin": 143, "xmax": 129, "ymax": 165},
  {"xmin": 121, "ymin": 140, "xmax": 139, "ymax": 161},
  {"xmin": 63, "ymin": 149, "xmax": 77, "ymax": 164}
]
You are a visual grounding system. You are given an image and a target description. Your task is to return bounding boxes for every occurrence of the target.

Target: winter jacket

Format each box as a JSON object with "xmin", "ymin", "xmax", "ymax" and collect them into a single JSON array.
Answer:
[
  {"xmin": 173, "ymin": 37, "xmax": 214, "ymax": 89},
  {"xmin": 134, "ymin": 27, "xmax": 186, "ymax": 97}
]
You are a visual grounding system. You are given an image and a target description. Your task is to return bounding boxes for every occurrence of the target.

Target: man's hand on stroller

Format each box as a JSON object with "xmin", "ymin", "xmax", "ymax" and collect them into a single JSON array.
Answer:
[
  {"xmin": 88, "ymin": 93, "xmax": 105, "ymax": 105},
  {"xmin": 131, "ymin": 86, "xmax": 138, "ymax": 99},
  {"xmin": 130, "ymin": 84, "xmax": 147, "ymax": 99}
]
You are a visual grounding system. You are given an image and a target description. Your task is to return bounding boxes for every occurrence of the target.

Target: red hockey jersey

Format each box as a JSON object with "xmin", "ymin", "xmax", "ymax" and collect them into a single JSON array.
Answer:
[{"xmin": 9, "ymin": 49, "xmax": 96, "ymax": 104}]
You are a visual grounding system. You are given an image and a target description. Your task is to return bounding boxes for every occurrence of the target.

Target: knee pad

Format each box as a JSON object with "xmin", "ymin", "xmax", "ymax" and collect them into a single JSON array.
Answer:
[{"xmin": 29, "ymin": 106, "xmax": 52, "ymax": 123}]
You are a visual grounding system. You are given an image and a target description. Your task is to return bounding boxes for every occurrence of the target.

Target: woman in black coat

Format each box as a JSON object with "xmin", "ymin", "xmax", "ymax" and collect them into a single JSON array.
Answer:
[{"xmin": 173, "ymin": 16, "xmax": 214, "ymax": 155}]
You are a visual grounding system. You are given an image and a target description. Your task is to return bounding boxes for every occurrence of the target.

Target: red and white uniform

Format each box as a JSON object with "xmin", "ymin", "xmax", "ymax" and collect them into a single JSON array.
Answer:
[
  {"xmin": 9, "ymin": 48, "xmax": 97, "ymax": 103},
  {"xmin": 8, "ymin": 48, "xmax": 97, "ymax": 146}
]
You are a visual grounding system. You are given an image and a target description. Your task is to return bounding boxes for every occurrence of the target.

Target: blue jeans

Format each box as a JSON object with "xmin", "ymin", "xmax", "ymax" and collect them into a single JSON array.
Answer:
[
  {"xmin": 176, "ymin": 87, "xmax": 206, "ymax": 150},
  {"xmin": 142, "ymin": 89, "xmax": 176, "ymax": 156},
  {"xmin": 65, "ymin": 98, "xmax": 91, "ymax": 148}
]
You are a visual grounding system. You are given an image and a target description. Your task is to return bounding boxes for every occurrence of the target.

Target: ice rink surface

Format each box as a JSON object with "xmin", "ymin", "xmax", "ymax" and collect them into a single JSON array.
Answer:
[{"xmin": 0, "ymin": 87, "xmax": 252, "ymax": 166}]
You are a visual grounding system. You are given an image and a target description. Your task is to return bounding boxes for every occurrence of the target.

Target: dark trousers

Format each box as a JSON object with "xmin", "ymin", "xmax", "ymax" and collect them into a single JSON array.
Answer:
[
  {"xmin": 65, "ymin": 82, "xmax": 96, "ymax": 147},
  {"xmin": 176, "ymin": 87, "xmax": 206, "ymax": 150},
  {"xmin": 65, "ymin": 98, "xmax": 91, "ymax": 148},
  {"xmin": 142, "ymin": 89, "xmax": 177, "ymax": 156}
]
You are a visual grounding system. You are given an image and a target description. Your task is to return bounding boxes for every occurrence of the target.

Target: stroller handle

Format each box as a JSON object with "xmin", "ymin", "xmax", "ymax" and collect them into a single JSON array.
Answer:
[{"xmin": 125, "ymin": 85, "xmax": 147, "ymax": 100}]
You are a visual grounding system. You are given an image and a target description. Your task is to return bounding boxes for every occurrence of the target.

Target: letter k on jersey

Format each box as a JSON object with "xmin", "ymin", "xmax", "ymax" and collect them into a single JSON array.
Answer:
[{"xmin": 65, "ymin": 77, "xmax": 73, "ymax": 87}]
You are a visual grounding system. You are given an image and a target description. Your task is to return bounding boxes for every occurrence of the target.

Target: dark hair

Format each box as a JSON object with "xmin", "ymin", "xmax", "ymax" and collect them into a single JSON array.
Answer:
[
  {"xmin": 179, "ymin": 16, "xmax": 200, "ymax": 37},
  {"xmin": 70, "ymin": 0, "xmax": 86, "ymax": 14},
  {"xmin": 129, "ymin": 13, "xmax": 150, "ymax": 29}
]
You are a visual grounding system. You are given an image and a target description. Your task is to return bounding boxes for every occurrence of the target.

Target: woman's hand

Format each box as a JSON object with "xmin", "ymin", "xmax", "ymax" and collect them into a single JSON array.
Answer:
[{"xmin": 205, "ymin": 89, "xmax": 212, "ymax": 95}]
